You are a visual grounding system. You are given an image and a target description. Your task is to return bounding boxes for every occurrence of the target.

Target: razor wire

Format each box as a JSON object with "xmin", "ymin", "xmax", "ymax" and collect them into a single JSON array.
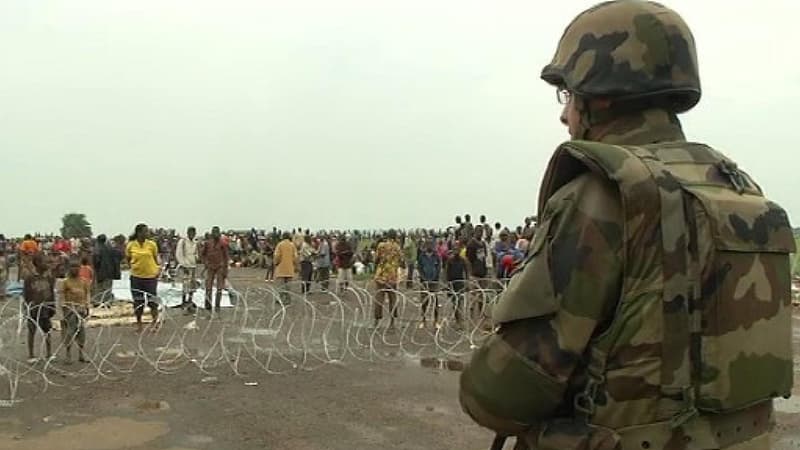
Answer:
[{"xmin": 0, "ymin": 278, "xmax": 506, "ymax": 407}]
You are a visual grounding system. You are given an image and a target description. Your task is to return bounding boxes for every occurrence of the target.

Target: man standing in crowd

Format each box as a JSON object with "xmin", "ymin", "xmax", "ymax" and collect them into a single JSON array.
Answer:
[
  {"xmin": 453, "ymin": 216, "xmax": 463, "ymax": 241},
  {"xmin": 373, "ymin": 230, "xmax": 403, "ymax": 328},
  {"xmin": 293, "ymin": 228, "xmax": 304, "ymax": 250},
  {"xmin": 478, "ymin": 215, "xmax": 491, "ymax": 241},
  {"xmin": 70, "ymin": 236, "xmax": 80, "ymax": 257},
  {"xmin": 444, "ymin": 240, "xmax": 470, "ymax": 329},
  {"xmin": 200, "ymin": 226, "xmax": 228, "ymax": 313},
  {"xmin": 521, "ymin": 216, "xmax": 534, "ymax": 240},
  {"xmin": 316, "ymin": 234, "xmax": 332, "ymax": 292},
  {"xmin": 335, "ymin": 234, "xmax": 355, "ymax": 293},
  {"xmin": 24, "ymin": 254, "xmax": 55, "ymax": 361},
  {"xmin": 176, "ymin": 226, "xmax": 199, "ymax": 314},
  {"xmin": 461, "ymin": 214, "xmax": 474, "ymax": 242},
  {"xmin": 402, "ymin": 234, "xmax": 418, "ymax": 289},
  {"xmin": 18, "ymin": 234, "xmax": 39, "ymax": 281},
  {"xmin": 466, "ymin": 227, "xmax": 488, "ymax": 281},
  {"xmin": 273, "ymin": 232, "xmax": 298, "ymax": 304},
  {"xmin": 298, "ymin": 235, "xmax": 317, "ymax": 295},
  {"xmin": 92, "ymin": 234, "xmax": 121, "ymax": 304},
  {"xmin": 466, "ymin": 227, "xmax": 489, "ymax": 320},
  {"xmin": 489, "ymin": 222, "xmax": 502, "ymax": 270},
  {"xmin": 417, "ymin": 240, "xmax": 441, "ymax": 327}
]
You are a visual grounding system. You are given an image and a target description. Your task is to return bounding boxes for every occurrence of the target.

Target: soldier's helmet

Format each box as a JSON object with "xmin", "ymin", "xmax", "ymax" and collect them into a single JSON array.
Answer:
[{"xmin": 541, "ymin": 0, "xmax": 701, "ymax": 113}]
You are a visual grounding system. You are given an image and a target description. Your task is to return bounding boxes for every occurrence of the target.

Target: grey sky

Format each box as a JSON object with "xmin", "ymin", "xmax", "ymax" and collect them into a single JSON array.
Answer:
[{"xmin": 1, "ymin": 0, "xmax": 797, "ymax": 237}]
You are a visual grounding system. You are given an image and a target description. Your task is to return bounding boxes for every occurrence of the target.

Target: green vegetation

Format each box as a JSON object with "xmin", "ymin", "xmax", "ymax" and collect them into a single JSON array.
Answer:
[{"xmin": 60, "ymin": 213, "xmax": 92, "ymax": 239}]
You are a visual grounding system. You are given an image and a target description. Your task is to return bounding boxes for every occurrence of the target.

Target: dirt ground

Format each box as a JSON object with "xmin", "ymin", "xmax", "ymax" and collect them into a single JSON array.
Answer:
[
  {"xmin": 1, "ymin": 268, "xmax": 799, "ymax": 450},
  {"xmin": 0, "ymin": 358, "xmax": 489, "ymax": 450}
]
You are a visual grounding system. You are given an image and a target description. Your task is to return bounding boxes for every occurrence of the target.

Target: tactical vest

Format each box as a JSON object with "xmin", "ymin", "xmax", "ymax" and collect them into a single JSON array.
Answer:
[{"xmin": 533, "ymin": 140, "xmax": 796, "ymax": 450}]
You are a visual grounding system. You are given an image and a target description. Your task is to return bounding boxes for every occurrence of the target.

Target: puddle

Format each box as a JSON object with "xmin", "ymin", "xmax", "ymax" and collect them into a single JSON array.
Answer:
[{"xmin": 0, "ymin": 417, "xmax": 169, "ymax": 450}]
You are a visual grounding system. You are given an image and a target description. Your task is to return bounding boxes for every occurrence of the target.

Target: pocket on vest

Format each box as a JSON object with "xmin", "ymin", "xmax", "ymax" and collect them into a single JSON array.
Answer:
[{"xmin": 687, "ymin": 187, "xmax": 795, "ymax": 413}]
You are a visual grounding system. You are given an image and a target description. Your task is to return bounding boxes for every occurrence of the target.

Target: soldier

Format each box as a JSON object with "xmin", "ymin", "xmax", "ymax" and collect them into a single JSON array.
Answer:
[{"xmin": 458, "ymin": 2, "xmax": 795, "ymax": 450}]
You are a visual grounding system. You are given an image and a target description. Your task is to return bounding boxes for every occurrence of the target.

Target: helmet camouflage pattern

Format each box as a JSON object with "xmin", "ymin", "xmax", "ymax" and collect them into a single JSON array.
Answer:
[{"xmin": 541, "ymin": 0, "xmax": 701, "ymax": 113}]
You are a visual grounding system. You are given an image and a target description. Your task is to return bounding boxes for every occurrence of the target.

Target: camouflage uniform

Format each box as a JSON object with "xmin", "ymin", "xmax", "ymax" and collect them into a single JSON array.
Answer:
[{"xmin": 459, "ymin": 2, "xmax": 795, "ymax": 450}]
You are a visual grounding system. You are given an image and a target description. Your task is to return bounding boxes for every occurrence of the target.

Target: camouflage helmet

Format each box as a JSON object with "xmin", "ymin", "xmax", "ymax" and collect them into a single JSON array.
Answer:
[{"xmin": 541, "ymin": 0, "xmax": 701, "ymax": 113}]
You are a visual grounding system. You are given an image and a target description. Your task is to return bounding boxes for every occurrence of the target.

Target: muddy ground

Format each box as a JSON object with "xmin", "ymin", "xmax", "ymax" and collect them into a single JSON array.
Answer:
[
  {"xmin": 0, "ymin": 357, "xmax": 487, "ymax": 450},
  {"xmin": 0, "ymin": 268, "xmax": 799, "ymax": 450}
]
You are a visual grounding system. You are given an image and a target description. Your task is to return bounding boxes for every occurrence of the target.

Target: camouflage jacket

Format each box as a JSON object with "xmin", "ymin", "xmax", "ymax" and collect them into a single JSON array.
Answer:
[{"xmin": 459, "ymin": 109, "xmax": 795, "ymax": 450}]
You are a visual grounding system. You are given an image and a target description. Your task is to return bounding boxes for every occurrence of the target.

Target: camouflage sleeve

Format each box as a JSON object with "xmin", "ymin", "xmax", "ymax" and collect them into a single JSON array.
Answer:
[{"xmin": 459, "ymin": 172, "xmax": 624, "ymax": 434}]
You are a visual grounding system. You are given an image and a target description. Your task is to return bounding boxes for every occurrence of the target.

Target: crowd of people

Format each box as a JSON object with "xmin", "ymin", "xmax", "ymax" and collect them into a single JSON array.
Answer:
[{"xmin": 0, "ymin": 213, "xmax": 538, "ymax": 362}]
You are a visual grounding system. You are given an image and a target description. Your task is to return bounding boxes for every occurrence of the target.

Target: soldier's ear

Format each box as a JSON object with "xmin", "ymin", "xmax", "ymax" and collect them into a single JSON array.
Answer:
[{"xmin": 589, "ymin": 97, "xmax": 612, "ymax": 110}]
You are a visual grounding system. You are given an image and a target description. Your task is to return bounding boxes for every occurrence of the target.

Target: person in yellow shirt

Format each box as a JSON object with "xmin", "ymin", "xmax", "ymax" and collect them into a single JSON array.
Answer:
[
  {"xmin": 125, "ymin": 224, "xmax": 161, "ymax": 333},
  {"xmin": 60, "ymin": 258, "xmax": 90, "ymax": 364}
]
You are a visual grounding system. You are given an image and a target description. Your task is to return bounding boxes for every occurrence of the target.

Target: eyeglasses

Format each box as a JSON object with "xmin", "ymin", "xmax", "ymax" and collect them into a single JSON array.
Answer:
[{"xmin": 556, "ymin": 88, "xmax": 572, "ymax": 105}]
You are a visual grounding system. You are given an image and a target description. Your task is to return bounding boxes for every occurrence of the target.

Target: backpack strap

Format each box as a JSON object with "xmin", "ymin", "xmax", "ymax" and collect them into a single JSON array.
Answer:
[
  {"xmin": 627, "ymin": 146, "xmax": 697, "ymax": 426},
  {"xmin": 543, "ymin": 140, "xmax": 695, "ymax": 425}
]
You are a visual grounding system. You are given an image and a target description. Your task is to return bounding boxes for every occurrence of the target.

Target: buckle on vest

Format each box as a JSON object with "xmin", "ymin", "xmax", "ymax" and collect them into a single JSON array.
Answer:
[
  {"xmin": 574, "ymin": 373, "xmax": 604, "ymax": 420},
  {"xmin": 717, "ymin": 160, "xmax": 747, "ymax": 194},
  {"xmin": 572, "ymin": 346, "xmax": 608, "ymax": 422},
  {"xmin": 574, "ymin": 391, "xmax": 596, "ymax": 418},
  {"xmin": 669, "ymin": 386, "xmax": 699, "ymax": 429}
]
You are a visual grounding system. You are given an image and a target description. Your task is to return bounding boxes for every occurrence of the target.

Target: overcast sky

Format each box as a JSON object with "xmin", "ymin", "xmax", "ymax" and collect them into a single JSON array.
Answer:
[{"xmin": 1, "ymin": 0, "xmax": 797, "ymax": 237}]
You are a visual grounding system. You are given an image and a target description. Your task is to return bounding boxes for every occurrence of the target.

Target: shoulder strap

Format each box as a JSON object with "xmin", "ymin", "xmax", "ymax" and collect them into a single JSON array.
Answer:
[
  {"xmin": 627, "ymin": 146, "xmax": 696, "ymax": 425},
  {"xmin": 545, "ymin": 140, "xmax": 695, "ymax": 424}
]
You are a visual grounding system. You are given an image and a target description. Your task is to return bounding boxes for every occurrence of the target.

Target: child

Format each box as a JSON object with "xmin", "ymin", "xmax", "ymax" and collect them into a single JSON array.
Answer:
[
  {"xmin": 263, "ymin": 241, "xmax": 275, "ymax": 282},
  {"xmin": 417, "ymin": 241, "xmax": 442, "ymax": 327},
  {"xmin": 79, "ymin": 256, "xmax": 94, "ymax": 284},
  {"xmin": 23, "ymin": 254, "xmax": 55, "ymax": 361},
  {"xmin": 444, "ymin": 241, "xmax": 471, "ymax": 328},
  {"xmin": 60, "ymin": 259, "xmax": 90, "ymax": 364}
]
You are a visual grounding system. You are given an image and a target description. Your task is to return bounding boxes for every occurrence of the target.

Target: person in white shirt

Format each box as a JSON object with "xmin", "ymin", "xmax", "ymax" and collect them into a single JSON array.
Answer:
[
  {"xmin": 175, "ymin": 226, "xmax": 199, "ymax": 314},
  {"xmin": 489, "ymin": 223, "xmax": 502, "ymax": 273},
  {"xmin": 70, "ymin": 237, "xmax": 81, "ymax": 256}
]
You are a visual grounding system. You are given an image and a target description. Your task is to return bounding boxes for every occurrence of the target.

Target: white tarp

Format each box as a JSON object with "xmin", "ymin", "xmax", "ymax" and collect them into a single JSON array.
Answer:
[{"xmin": 111, "ymin": 271, "xmax": 235, "ymax": 308}]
